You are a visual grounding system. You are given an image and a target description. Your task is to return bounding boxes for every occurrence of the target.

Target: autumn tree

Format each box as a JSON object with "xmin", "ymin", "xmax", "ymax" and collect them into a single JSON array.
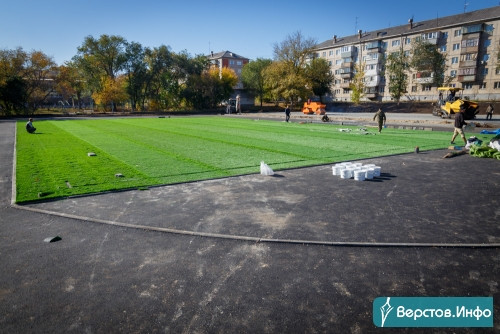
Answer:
[
  {"xmin": 92, "ymin": 76, "xmax": 128, "ymax": 111},
  {"xmin": 349, "ymin": 62, "xmax": 365, "ymax": 104},
  {"xmin": 241, "ymin": 58, "xmax": 272, "ymax": 107},
  {"xmin": 267, "ymin": 31, "xmax": 317, "ymax": 107},
  {"xmin": 55, "ymin": 62, "xmax": 86, "ymax": 108},
  {"xmin": 0, "ymin": 48, "xmax": 56, "ymax": 114}
]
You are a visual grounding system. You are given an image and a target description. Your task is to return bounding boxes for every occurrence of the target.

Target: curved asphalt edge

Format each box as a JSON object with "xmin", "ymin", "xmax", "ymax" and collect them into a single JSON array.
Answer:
[
  {"xmin": 10, "ymin": 118, "xmax": 500, "ymax": 249},
  {"xmin": 11, "ymin": 204, "xmax": 500, "ymax": 248}
]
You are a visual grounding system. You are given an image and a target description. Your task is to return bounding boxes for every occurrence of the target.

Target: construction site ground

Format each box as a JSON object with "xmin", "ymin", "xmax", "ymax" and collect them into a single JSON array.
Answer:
[{"xmin": 0, "ymin": 111, "xmax": 499, "ymax": 332}]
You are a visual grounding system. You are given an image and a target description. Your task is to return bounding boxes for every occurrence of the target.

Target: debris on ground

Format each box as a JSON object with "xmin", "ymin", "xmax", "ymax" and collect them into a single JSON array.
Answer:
[
  {"xmin": 44, "ymin": 236, "xmax": 62, "ymax": 243},
  {"xmin": 443, "ymin": 151, "xmax": 467, "ymax": 158}
]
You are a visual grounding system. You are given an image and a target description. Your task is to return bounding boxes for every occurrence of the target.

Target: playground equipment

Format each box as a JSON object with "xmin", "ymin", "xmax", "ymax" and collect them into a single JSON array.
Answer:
[
  {"xmin": 302, "ymin": 101, "xmax": 326, "ymax": 115},
  {"xmin": 432, "ymin": 87, "xmax": 479, "ymax": 120}
]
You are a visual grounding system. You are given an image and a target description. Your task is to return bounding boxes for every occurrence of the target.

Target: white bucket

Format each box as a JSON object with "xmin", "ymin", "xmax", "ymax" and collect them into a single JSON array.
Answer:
[
  {"xmin": 365, "ymin": 168, "xmax": 374, "ymax": 179},
  {"xmin": 354, "ymin": 170, "xmax": 365, "ymax": 181},
  {"xmin": 340, "ymin": 168, "xmax": 352, "ymax": 179},
  {"xmin": 352, "ymin": 162, "xmax": 362, "ymax": 167},
  {"xmin": 373, "ymin": 166, "xmax": 381, "ymax": 177}
]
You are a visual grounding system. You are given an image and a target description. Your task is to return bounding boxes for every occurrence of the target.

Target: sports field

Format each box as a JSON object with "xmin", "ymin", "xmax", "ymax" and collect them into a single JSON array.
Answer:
[{"xmin": 15, "ymin": 117, "xmax": 453, "ymax": 203}]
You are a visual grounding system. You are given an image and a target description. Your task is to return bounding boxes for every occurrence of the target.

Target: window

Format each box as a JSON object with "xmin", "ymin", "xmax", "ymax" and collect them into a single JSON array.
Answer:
[
  {"xmin": 404, "ymin": 38, "xmax": 411, "ymax": 45},
  {"xmin": 483, "ymin": 68, "xmax": 489, "ymax": 76},
  {"xmin": 336, "ymin": 59, "xmax": 342, "ymax": 65},
  {"xmin": 343, "ymin": 89, "xmax": 350, "ymax": 94},
  {"xmin": 462, "ymin": 83, "xmax": 473, "ymax": 89},
  {"xmin": 336, "ymin": 49, "xmax": 341, "ymax": 55},
  {"xmin": 411, "ymin": 86, "xmax": 417, "ymax": 92},
  {"xmin": 485, "ymin": 24, "xmax": 494, "ymax": 35},
  {"xmin": 461, "ymin": 38, "xmax": 479, "ymax": 48},
  {"xmin": 423, "ymin": 86, "xmax": 431, "ymax": 91},
  {"xmin": 454, "ymin": 29, "xmax": 462, "ymax": 37},
  {"xmin": 421, "ymin": 32, "xmax": 438, "ymax": 40},
  {"xmin": 450, "ymin": 70, "xmax": 457, "ymax": 77},
  {"xmin": 494, "ymin": 82, "xmax": 500, "ymax": 89},
  {"xmin": 496, "ymin": 68, "xmax": 500, "ymax": 75},
  {"xmin": 328, "ymin": 61, "xmax": 332, "ymax": 66},
  {"xmin": 442, "ymin": 32, "xmax": 448, "ymax": 39},
  {"xmin": 484, "ymin": 40, "xmax": 491, "ymax": 48},
  {"xmin": 440, "ymin": 45, "xmax": 447, "ymax": 52},
  {"xmin": 453, "ymin": 43, "xmax": 460, "ymax": 51},
  {"xmin": 379, "ymin": 87, "xmax": 385, "ymax": 93},
  {"xmin": 404, "ymin": 50, "xmax": 410, "ymax": 57},
  {"xmin": 236, "ymin": 61, "xmax": 242, "ymax": 66},
  {"xmin": 451, "ymin": 57, "xmax": 459, "ymax": 64},
  {"xmin": 229, "ymin": 60, "xmax": 235, "ymax": 65},
  {"xmin": 341, "ymin": 46, "xmax": 351, "ymax": 52},
  {"xmin": 322, "ymin": 52, "xmax": 326, "ymax": 57},
  {"xmin": 392, "ymin": 40, "xmax": 400, "ymax": 47},
  {"xmin": 479, "ymin": 83, "xmax": 486, "ymax": 89},
  {"xmin": 483, "ymin": 54, "xmax": 490, "ymax": 62}
]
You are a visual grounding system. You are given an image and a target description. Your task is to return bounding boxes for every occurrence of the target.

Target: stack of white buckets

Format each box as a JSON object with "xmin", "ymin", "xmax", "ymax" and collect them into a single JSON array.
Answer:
[{"xmin": 332, "ymin": 162, "xmax": 381, "ymax": 181}]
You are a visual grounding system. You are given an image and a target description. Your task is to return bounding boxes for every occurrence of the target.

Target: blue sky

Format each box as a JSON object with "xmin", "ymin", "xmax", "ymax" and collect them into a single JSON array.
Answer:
[{"xmin": 0, "ymin": 0, "xmax": 498, "ymax": 65}]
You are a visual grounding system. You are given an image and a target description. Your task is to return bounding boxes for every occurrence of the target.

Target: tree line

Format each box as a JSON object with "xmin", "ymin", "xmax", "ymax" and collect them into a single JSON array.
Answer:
[
  {"xmin": 0, "ymin": 35, "xmax": 238, "ymax": 115},
  {"xmin": 1, "ymin": 30, "xmax": 471, "ymax": 115}
]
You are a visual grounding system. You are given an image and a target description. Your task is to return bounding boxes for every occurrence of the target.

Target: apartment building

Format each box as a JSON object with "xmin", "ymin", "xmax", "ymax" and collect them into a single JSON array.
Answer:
[
  {"xmin": 208, "ymin": 50, "xmax": 249, "ymax": 90},
  {"xmin": 314, "ymin": 6, "xmax": 500, "ymax": 102}
]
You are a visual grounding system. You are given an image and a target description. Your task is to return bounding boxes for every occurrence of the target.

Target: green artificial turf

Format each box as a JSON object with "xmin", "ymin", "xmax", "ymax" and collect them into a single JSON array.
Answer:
[{"xmin": 15, "ymin": 117, "xmax": 462, "ymax": 203}]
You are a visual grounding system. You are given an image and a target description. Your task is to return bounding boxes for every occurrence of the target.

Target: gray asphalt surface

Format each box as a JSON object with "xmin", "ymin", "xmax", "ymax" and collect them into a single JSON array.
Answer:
[{"xmin": 1, "ymin": 117, "xmax": 499, "ymax": 333}]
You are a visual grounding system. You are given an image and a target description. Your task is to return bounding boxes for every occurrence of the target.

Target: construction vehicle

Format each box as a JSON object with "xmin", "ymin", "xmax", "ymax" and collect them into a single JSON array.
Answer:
[
  {"xmin": 302, "ymin": 101, "xmax": 326, "ymax": 115},
  {"xmin": 432, "ymin": 87, "xmax": 479, "ymax": 120}
]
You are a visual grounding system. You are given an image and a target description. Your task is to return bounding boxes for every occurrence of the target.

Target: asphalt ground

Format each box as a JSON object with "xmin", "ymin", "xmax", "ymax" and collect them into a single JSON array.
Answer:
[{"xmin": 1, "ymin": 117, "xmax": 499, "ymax": 333}]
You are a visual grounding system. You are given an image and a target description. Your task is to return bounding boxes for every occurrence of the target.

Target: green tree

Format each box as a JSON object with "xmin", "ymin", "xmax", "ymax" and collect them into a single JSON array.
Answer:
[
  {"xmin": 305, "ymin": 57, "xmax": 334, "ymax": 103},
  {"xmin": 124, "ymin": 41, "xmax": 147, "ymax": 111},
  {"xmin": 386, "ymin": 47, "xmax": 409, "ymax": 102},
  {"xmin": 241, "ymin": 58, "xmax": 272, "ymax": 107},
  {"xmin": 410, "ymin": 39, "xmax": 447, "ymax": 87},
  {"xmin": 349, "ymin": 62, "xmax": 365, "ymax": 104}
]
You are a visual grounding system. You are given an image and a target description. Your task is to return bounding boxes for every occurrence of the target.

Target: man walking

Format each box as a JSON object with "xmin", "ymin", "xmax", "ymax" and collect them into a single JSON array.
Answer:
[
  {"xmin": 373, "ymin": 108, "xmax": 386, "ymax": 133},
  {"xmin": 451, "ymin": 105, "xmax": 468, "ymax": 145},
  {"xmin": 285, "ymin": 105, "xmax": 291, "ymax": 122},
  {"xmin": 485, "ymin": 103, "xmax": 494, "ymax": 120}
]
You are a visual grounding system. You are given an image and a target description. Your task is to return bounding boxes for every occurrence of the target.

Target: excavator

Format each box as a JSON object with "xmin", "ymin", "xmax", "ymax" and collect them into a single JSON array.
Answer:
[{"xmin": 432, "ymin": 87, "xmax": 479, "ymax": 120}]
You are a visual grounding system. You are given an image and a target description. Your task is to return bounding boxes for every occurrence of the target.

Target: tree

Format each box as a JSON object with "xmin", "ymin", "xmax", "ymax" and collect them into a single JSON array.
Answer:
[
  {"xmin": 410, "ymin": 39, "xmax": 447, "ymax": 87},
  {"xmin": 0, "ymin": 48, "xmax": 28, "ymax": 114},
  {"xmin": 73, "ymin": 35, "xmax": 128, "ymax": 99},
  {"xmin": 267, "ymin": 31, "xmax": 317, "ymax": 106},
  {"xmin": 385, "ymin": 47, "xmax": 409, "ymax": 102},
  {"xmin": 55, "ymin": 62, "xmax": 86, "ymax": 109},
  {"xmin": 123, "ymin": 41, "xmax": 147, "ymax": 111},
  {"xmin": 241, "ymin": 58, "xmax": 272, "ymax": 107},
  {"xmin": 92, "ymin": 76, "xmax": 128, "ymax": 111},
  {"xmin": 305, "ymin": 58, "xmax": 334, "ymax": 102},
  {"xmin": 264, "ymin": 61, "xmax": 311, "ymax": 106},
  {"xmin": 349, "ymin": 62, "xmax": 365, "ymax": 104}
]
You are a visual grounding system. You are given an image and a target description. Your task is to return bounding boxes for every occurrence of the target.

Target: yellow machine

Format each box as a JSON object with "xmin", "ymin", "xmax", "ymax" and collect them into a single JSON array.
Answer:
[
  {"xmin": 433, "ymin": 87, "xmax": 479, "ymax": 120},
  {"xmin": 302, "ymin": 101, "xmax": 326, "ymax": 115}
]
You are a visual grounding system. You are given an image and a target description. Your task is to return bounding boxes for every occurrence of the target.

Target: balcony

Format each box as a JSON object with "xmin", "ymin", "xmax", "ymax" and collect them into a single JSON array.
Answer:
[
  {"xmin": 364, "ymin": 75, "xmax": 381, "ymax": 87},
  {"xmin": 340, "ymin": 73, "xmax": 352, "ymax": 79},
  {"xmin": 457, "ymin": 75, "xmax": 476, "ymax": 82},
  {"xmin": 340, "ymin": 82, "xmax": 351, "ymax": 89},
  {"xmin": 415, "ymin": 72, "xmax": 433, "ymax": 84},
  {"xmin": 366, "ymin": 41, "xmax": 382, "ymax": 50},
  {"xmin": 459, "ymin": 60, "xmax": 477, "ymax": 67},
  {"xmin": 341, "ymin": 61, "xmax": 353, "ymax": 68},
  {"xmin": 341, "ymin": 49, "xmax": 355, "ymax": 58}
]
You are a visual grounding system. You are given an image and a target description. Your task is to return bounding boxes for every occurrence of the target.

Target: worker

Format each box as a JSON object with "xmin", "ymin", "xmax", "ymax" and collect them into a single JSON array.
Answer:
[
  {"xmin": 373, "ymin": 108, "xmax": 386, "ymax": 133},
  {"xmin": 26, "ymin": 118, "xmax": 36, "ymax": 133},
  {"xmin": 285, "ymin": 105, "xmax": 291, "ymax": 122},
  {"xmin": 485, "ymin": 103, "xmax": 494, "ymax": 120},
  {"xmin": 450, "ymin": 105, "xmax": 468, "ymax": 145}
]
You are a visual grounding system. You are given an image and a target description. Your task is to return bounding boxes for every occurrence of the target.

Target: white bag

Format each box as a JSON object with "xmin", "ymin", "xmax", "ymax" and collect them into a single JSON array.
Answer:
[{"xmin": 260, "ymin": 161, "xmax": 274, "ymax": 176}]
